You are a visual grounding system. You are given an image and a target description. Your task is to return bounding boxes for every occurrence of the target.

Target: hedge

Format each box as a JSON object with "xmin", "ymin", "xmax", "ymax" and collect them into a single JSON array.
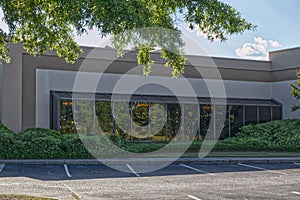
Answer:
[
  {"xmin": 0, "ymin": 120, "xmax": 299, "ymax": 159},
  {"xmin": 0, "ymin": 125, "xmax": 125, "ymax": 159},
  {"xmin": 220, "ymin": 120, "xmax": 300, "ymax": 151}
]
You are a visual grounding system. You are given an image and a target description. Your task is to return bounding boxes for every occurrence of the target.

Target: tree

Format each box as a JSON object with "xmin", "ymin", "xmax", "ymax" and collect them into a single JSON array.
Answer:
[
  {"xmin": 0, "ymin": 0, "xmax": 255, "ymax": 77},
  {"xmin": 290, "ymin": 70, "xmax": 300, "ymax": 111}
]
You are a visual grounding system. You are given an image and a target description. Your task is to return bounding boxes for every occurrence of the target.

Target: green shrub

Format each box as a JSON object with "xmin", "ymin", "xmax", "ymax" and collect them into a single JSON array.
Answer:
[
  {"xmin": 106, "ymin": 134, "xmax": 125, "ymax": 147},
  {"xmin": 10, "ymin": 128, "xmax": 63, "ymax": 159},
  {"xmin": 122, "ymin": 142, "xmax": 167, "ymax": 153},
  {"xmin": 0, "ymin": 123, "xmax": 14, "ymax": 134},
  {"xmin": 16, "ymin": 128, "xmax": 61, "ymax": 141},
  {"xmin": 0, "ymin": 120, "xmax": 299, "ymax": 159},
  {"xmin": 16, "ymin": 136, "xmax": 64, "ymax": 159},
  {"xmin": 76, "ymin": 135, "xmax": 119, "ymax": 158},
  {"xmin": 222, "ymin": 120, "xmax": 300, "ymax": 151},
  {"xmin": 121, "ymin": 141, "xmax": 203, "ymax": 153},
  {"xmin": 60, "ymin": 134, "xmax": 93, "ymax": 158},
  {"xmin": 0, "ymin": 123, "xmax": 16, "ymax": 158}
]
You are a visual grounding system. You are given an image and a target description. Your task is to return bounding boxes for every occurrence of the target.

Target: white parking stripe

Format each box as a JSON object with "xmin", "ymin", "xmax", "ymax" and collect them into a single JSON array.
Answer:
[
  {"xmin": 291, "ymin": 191, "xmax": 300, "ymax": 195},
  {"xmin": 0, "ymin": 164, "xmax": 5, "ymax": 173},
  {"xmin": 188, "ymin": 195, "xmax": 202, "ymax": 200},
  {"xmin": 64, "ymin": 164, "xmax": 72, "ymax": 178},
  {"xmin": 237, "ymin": 163, "xmax": 288, "ymax": 175},
  {"xmin": 180, "ymin": 164, "xmax": 214, "ymax": 176},
  {"xmin": 126, "ymin": 164, "xmax": 140, "ymax": 177}
]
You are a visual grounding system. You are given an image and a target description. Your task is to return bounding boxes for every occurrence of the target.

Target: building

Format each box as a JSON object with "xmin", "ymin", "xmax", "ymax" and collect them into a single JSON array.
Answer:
[{"xmin": 0, "ymin": 44, "xmax": 299, "ymax": 141}]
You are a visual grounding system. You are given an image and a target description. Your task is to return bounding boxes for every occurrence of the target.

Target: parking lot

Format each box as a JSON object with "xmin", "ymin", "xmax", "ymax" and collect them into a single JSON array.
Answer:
[{"xmin": 0, "ymin": 162, "xmax": 299, "ymax": 199}]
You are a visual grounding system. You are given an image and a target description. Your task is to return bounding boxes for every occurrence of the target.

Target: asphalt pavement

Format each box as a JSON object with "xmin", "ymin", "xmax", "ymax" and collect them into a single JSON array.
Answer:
[{"xmin": 0, "ymin": 162, "xmax": 299, "ymax": 199}]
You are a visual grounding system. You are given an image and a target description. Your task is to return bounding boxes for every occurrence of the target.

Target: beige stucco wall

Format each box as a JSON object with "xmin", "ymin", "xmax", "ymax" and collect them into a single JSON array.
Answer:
[
  {"xmin": 1, "ymin": 43, "xmax": 299, "ymax": 132},
  {"xmin": 1, "ymin": 44, "xmax": 24, "ymax": 133}
]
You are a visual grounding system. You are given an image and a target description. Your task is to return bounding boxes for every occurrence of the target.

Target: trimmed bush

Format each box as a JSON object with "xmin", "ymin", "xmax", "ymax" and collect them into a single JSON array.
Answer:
[
  {"xmin": 222, "ymin": 120, "xmax": 300, "ymax": 151},
  {"xmin": 60, "ymin": 134, "xmax": 93, "ymax": 158},
  {"xmin": 0, "ymin": 123, "xmax": 16, "ymax": 158},
  {"xmin": 16, "ymin": 128, "xmax": 61, "ymax": 141},
  {"xmin": 17, "ymin": 136, "xmax": 64, "ymax": 159},
  {"xmin": 0, "ymin": 120, "xmax": 299, "ymax": 159},
  {"xmin": 0, "ymin": 123, "xmax": 14, "ymax": 134},
  {"xmin": 106, "ymin": 134, "xmax": 125, "ymax": 148}
]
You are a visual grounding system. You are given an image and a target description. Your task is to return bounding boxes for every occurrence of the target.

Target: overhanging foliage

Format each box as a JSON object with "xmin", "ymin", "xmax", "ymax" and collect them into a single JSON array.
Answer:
[{"xmin": 0, "ymin": 0, "xmax": 255, "ymax": 77}]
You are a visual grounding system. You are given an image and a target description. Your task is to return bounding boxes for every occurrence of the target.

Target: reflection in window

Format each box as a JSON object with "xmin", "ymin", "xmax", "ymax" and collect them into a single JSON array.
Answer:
[
  {"xmin": 60, "ymin": 100, "xmax": 75, "ymax": 134},
  {"xmin": 73, "ymin": 100, "xmax": 95, "ymax": 135},
  {"xmin": 259, "ymin": 106, "xmax": 271, "ymax": 123},
  {"xmin": 167, "ymin": 104, "xmax": 181, "ymax": 141},
  {"xmin": 245, "ymin": 106, "xmax": 257, "ymax": 125},
  {"xmin": 272, "ymin": 107, "xmax": 282, "ymax": 121},
  {"xmin": 216, "ymin": 105, "xmax": 229, "ymax": 140},
  {"xmin": 95, "ymin": 101, "xmax": 113, "ymax": 134},
  {"xmin": 200, "ymin": 104, "xmax": 213, "ymax": 140},
  {"xmin": 132, "ymin": 102, "xmax": 149, "ymax": 141},
  {"xmin": 150, "ymin": 103, "xmax": 167, "ymax": 141},
  {"xmin": 229, "ymin": 105, "xmax": 244, "ymax": 137},
  {"xmin": 52, "ymin": 92, "xmax": 282, "ymax": 141},
  {"xmin": 184, "ymin": 104, "xmax": 199, "ymax": 141},
  {"xmin": 114, "ymin": 102, "xmax": 131, "ymax": 141}
]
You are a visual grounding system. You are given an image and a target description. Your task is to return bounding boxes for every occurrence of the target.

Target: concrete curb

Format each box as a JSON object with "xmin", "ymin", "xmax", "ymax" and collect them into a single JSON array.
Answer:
[{"xmin": 0, "ymin": 157, "xmax": 300, "ymax": 165}]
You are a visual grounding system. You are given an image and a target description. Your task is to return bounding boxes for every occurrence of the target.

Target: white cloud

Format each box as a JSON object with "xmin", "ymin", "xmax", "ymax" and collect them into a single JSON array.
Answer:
[
  {"xmin": 269, "ymin": 40, "xmax": 281, "ymax": 48},
  {"xmin": 235, "ymin": 37, "xmax": 282, "ymax": 61}
]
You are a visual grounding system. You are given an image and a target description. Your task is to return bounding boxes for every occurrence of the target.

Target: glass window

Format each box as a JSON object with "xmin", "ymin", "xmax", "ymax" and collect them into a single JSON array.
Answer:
[
  {"xmin": 245, "ymin": 106, "xmax": 257, "ymax": 125},
  {"xmin": 229, "ymin": 105, "xmax": 244, "ymax": 137},
  {"xmin": 200, "ymin": 104, "xmax": 213, "ymax": 140},
  {"xmin": 113, "ymin": 102, "xmax": 131, "ymax": 141},
  {"xmin": 73, "ymin": 100, "xmax": 95, "ymax": 135},
  {"xmin": 259, "ymin": 106, "xmax": 271, "ymax": 123},
  {"xmin": 272, "ymin": 107, "xmax": 282, "ymax": 121},
  {"xmin": 215, "ymin": 105, "xmax": 229, "ymax": 140},
  {"xmin": 60, "ymin": 100, "xmax": 75, "ymax": 134},
  {"xmin": 184, "ymin": 104, "xmax": 199, "ymax": 141},
  {"xmin": 51, "ymin": 92, "xmax": 283, "ymax": 141},
  {"xmin": 167, "ymin": 103, "xmax": 181, "ymax": 141},
  {"xmin": 95, "ymin": 101, "xmax": 113, "ymax": 134},
  {"xmin": 51, "ymin": 94, "xmax": 59, "ymax": 132},
  {"xmin": 132, "ymin": 102, "xmax": 150, "ymax": 141},
  {"xmin": 150, "ymin": 103, "xmax": 167, "ymax": 141}
]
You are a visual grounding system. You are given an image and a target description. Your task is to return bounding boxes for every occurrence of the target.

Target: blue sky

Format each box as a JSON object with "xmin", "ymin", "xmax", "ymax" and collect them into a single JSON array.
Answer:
[
  {"xmin": 213, "ymin": 0, "xmax": 300, "ymax": 59},
  {"xmin": 1, "ymin": 0, "xmax": 299, "ymax": 61},
  {"xmin": 75, "ymin": 0, "xmax": 300, "ymax": 61},
  {"xmin": 177, "ymin": 0, "xmax": 300, "ymax": 60}
]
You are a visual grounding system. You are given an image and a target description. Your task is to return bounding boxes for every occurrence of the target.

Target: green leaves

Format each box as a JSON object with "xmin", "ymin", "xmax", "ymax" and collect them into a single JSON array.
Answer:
[
  {"xmin": 0, "ymin": 32, "xmax": 10, "ymax": 63},
  {"xmin": 290, "ymin": 70, "xmax": 300, "ymax": 111},
  {"xmin": 0, "ymin": 0, "xmax": 255, "ymax": 77},
  {"xmin": 137, "ymin": 44, "xmax": 155, "ymax": 76},
  {"xmin": 223, "ymin": 120, "xmax": 300, "ymax": 151},
  {"xmin": 184, "ymin": 0, "xmax": 256, "ymax": 41}
]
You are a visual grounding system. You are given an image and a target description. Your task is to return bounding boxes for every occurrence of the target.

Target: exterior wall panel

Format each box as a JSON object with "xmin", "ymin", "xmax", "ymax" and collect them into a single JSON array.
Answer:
[
  {"xmin": 272, "ymin": 80, "xmax": 300, "ymax": 119},
  {"xmin": 1, "ymin": 44, "xmax": 299, "ymax": 132},
  {"xmin": 2, "ymin": 44, "xmax": 24, "ymax": 133},
  {"xmin": 36, "ymin": 69, "xmax": 273, "ymax": 129}
]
